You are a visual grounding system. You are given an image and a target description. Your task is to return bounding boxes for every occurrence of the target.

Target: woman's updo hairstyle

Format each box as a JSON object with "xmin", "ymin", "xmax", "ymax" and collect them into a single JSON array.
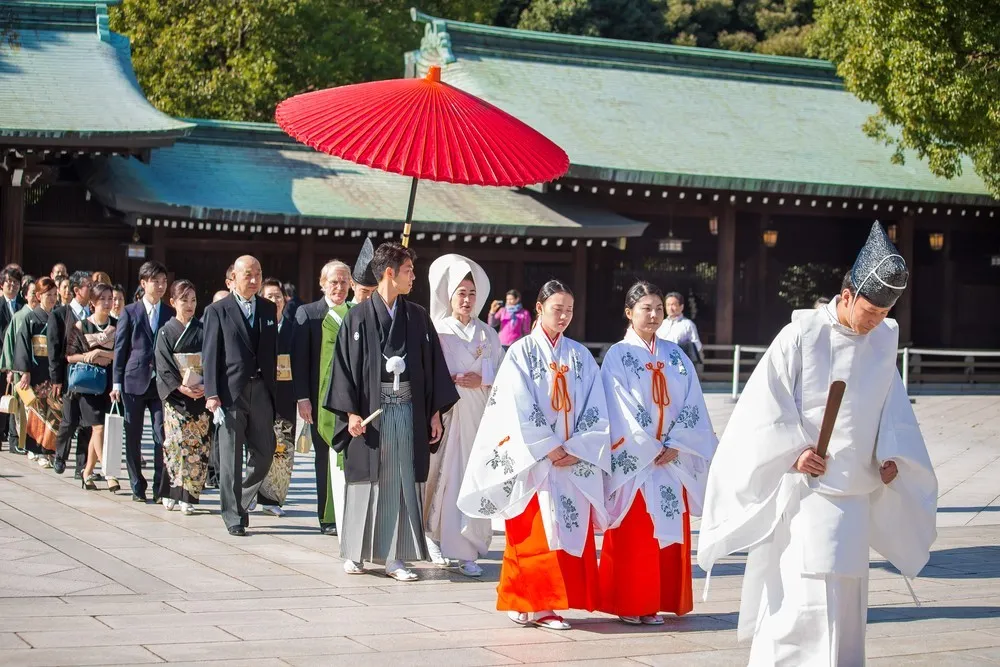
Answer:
[
  {"xmin": 170, "ymin": 279, "xmax": 196, "ymax": 301},
  {"xmin": 624, "ymin": 281, "xmax": 664, "ymax": 314},
  {"xmin": 536, "ymin": 279, "xmax": 574, "ymax": 305}
]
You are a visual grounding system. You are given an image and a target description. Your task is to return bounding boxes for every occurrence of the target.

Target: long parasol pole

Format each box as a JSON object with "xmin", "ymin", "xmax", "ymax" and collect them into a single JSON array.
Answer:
[{"xmin": 400, "ymin": 176, "xmax": 419, "ymax": 248}]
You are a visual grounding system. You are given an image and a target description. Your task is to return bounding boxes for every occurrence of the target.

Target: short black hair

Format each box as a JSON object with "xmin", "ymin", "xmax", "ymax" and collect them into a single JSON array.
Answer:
[
  {"xmin": 69, "ymin": 270, "xmax": 91, "ymax": 295},
  {"xmin": 138, "ymin": 261, "xmax": 168, "ymax": 282},
  {"xmin": 112, "ymin": 283, "xmax": 125, "ymax": 294},
  {"xmin": 261, "ymin": 277, "xmax": 285, "ymax": 296},
  {"xmin": 371, "ymin": 242, "xmax": 416, "ymax": 282},
  {"xmin": 90, "ymin": 283, "xmax": 113, "ymax": 304},
  {"xmin": 664, "ymin": 291, "xmax": 685, "ymax": 306},
  {"xmin": 2, "ymin": 264, "xmax": 23, "ymax": 284},
  {"xmin": 282, "ymin": 282, "xmax": 296, "ymax": 297},
  {"xmin": 506, "ymin": 289, "xmax": 521, "ymax": 301},
  {"xmin": 842, "ymin": 271, "xmax": 855, "ymax": 296}
]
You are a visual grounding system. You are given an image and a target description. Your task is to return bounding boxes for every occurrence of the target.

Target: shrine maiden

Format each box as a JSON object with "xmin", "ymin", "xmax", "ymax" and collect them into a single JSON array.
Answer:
[
  {"xmin": 599, "ymin": 281, "xmax": 717, "ymax": 625},
  {"xmin": 424, "ymin": 254, "xmax": 504, "ymax": 577},
  {"xmin": 459, "ymin": 280, "xmax": 610, "ymax": 630},
  {"xmin": 698, "ymin": 222, "xmax": 938, "ymax": 666}
]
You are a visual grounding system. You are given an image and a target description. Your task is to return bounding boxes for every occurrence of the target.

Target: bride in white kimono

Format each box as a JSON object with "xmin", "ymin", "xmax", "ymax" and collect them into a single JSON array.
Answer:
[
  {"xmin": 459, "ymin": 279, "xmax": 610, "ymax": 631},
  {"xmin": 599, "ymin": 281, "xmax": 717, "ymax": 625},
  {"xmin": 698, "ymin": 223, "xmax": 938, "ymax": 666},
  {"xmin": 424, "ymin": 254, "xmax": 504, "ymax": 577}
]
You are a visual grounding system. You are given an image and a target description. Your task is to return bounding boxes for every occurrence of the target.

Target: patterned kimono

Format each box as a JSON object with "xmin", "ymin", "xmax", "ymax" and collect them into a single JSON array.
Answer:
[
  {"xmin": 599, "ymin": 328, "xmax": 717, "ymax": 617},
  {"xmin": 155, "ymin": 318, "xmax": 211, "ymax": 503},
  {"xmin": 12, "ymin": 307, "xmax": 60, "ymax": 453},
  {"xmin": 259, "ymin": 316, "xmax": 297, "ymax": 506},
  {"xmin": 459, "ymin": 326, "xmax": 610, "ymax": 613}
]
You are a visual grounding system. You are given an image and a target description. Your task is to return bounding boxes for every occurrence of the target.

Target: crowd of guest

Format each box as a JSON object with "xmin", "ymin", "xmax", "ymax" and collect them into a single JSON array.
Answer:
[{"xmin": 0, "ymin": 244, "xmax": 714, "ymax": 629}]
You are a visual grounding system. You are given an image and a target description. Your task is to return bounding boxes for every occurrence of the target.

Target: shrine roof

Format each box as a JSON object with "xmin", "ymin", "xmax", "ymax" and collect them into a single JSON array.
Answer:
[
  {"xmin": 0, "ymin": 1, "xmax": 192, "ymax": 147},
  {"xmin": 86, "ymin": 119, "xmax": 647, "ymax": 239},
  {"xmin": 408, "ymin": 9, "xmax": 996, "ymax": 205}
]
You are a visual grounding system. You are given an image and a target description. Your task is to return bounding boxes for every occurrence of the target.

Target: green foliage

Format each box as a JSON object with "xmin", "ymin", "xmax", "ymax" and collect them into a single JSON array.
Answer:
[
  {"xmin": 1, "ymin": 6, "xmax": 19, "ymax": 51},
  {"xmin": 778, "ymin": 263, "xmax": 844, "ymax": 309},
  {"xmin": 810, "ymin": 0, "xmax": 1000, "ymax": 197},
  {"xmin": 110, "ymin": 1, "xmax": 500, "ymax": 122}
]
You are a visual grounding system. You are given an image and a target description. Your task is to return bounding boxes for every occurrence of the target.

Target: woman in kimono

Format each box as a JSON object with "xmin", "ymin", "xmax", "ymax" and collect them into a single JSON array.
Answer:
[
  {"xmin": 1, "ymin": 278, "xmax": 37, "ymax": 455},
  {"xmin": 255, "ymin": 278, "xmax": 296, "ymax": 516},
  {"xmin": 12, "ymin": 278, "xmax": 61, "ymax": 462},
  {"xmin": 425, "ymin": 254, "xmax": 504, "ymax": 577},
  {"xmin": 154, "ymin": 280, "xmax": 210, "ymax": 515},
  {"xmin": 599, "ymin": 281, "xmax": 718, "ymax": 624},
  {"xmin": 65, "ymin": 283, "xmax": 118, "ymax": 491},
  {"xmin": 458, "ymin": 280, "xmax": 610, "ymax": 630}
]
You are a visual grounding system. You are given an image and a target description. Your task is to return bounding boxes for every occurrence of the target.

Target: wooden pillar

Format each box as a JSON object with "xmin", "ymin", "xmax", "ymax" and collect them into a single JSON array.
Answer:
[
  {"xmin": 756, "ymin": 214, "xmax": 770, "ymax": 342},
  {"xmin": 571, "ymin": 244, "xmax": 587, "ymax": 340},
  {"xmin": 895, "ymin": 215, "xmax": 915, "ymax": 345},
  {"xmin": 715, "ymin": 204, "xmax": 737, "ymax": 344},
  {"xmin": 298, "ymin": 237, "xmax": 315, "ymax": 303},
  {"xmin": 941, "ymin": 229, "xmax": 954, "ymax": 347},
  {"xmin": 0, "ymin": 184, "xmax": 25, "ymax": 266}
]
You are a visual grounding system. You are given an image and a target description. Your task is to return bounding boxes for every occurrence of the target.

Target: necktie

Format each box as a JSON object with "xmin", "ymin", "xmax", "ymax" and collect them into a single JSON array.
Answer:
[{"xmin": 149, "ymin": 305, "xmax": 158, "ymax": 334}]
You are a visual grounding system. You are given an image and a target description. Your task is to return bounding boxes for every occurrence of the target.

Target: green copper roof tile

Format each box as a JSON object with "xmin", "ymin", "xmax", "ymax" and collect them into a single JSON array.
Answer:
[
  {"xmin": 0, "ymin": 3, "xmax": 191, "ymax": 144},
  {"xmin": 410, "ymin": 10, "xmax": 996, "ymax": 205},
  {"xmin": 85, "ymin": 120, "xmax": 646, "ymax": 238}
]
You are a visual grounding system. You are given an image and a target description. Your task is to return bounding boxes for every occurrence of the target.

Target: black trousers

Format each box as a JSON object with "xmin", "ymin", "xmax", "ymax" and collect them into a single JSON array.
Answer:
[
  {"xmin": 217, "ymin": 378, "xmax": 276, "ymax": 529},
  {"xmin": 313, "ymin": 423, "xmax": 332, "ymax": 526},
  {"xmin": 123, "ymin": 386, "xmax": 164, "ymax": 497},
  {"xmin": 55, "ymin": 394, "xmax": 90, "ymax": 473}
]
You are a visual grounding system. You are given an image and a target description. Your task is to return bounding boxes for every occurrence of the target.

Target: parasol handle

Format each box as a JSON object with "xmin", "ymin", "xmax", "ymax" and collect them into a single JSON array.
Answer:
[
  {"xmin": 812, "ymin": 380, "xmax": 846, "ymax": 477},
  {"xmin": 400, "ymin": 177, "xmax": 419, "ymax": 248}
]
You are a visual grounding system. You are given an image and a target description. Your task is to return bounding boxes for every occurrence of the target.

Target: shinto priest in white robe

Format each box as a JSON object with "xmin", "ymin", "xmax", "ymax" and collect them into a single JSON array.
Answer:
[
  {"xmin": 424, "ymin": 254, "xmax": 505, "ymax": 562},
  {"xmin": 458, "ymin": 325, "xmax": 610, "ymax": 561},
  {"xmin": 697, "ymin": 299, "xmax": 937, "ymax": 666}
]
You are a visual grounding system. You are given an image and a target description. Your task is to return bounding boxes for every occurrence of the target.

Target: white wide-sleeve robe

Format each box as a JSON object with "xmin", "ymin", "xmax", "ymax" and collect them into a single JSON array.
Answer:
[
  {"xmin": 696, "ymin": 304, "xmax": 937, "ymax": 663},
  {"xmin": 601, "ymin": 329, "xmax": 717, "ymax": 547},
  {"xmin": 458, "ymin": 326, "xmax": 610, "ymax": 557},
  {"xmin": 424, "ymin": 316, "xmax": 504, "ymax": 560}
]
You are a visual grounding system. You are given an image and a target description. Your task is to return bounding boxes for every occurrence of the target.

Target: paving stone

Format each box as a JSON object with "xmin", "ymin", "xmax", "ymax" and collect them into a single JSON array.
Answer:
[
  {"xmin": 18, "ymin": 625, "xmax": 237, "ymax": 649},
  {"xmin": 282, "ymin": 647, "xmax": 517, "ymax": 667},
  {"xmin": 1, "ymin": 646, "xmax": 161, "ymax": 667},
  {"xmin": 144, "ymin": 636, "xmax": 372, "ymax": 661}
]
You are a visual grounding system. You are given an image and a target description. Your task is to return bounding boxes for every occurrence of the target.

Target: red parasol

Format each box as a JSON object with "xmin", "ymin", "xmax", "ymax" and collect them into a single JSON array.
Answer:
[{"xmin": 275, "ymin": 65, "xmax": 569, "ymax": 247}]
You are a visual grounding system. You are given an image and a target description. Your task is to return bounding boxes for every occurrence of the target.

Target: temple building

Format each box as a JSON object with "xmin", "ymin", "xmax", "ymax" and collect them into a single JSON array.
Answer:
[{"xmin": 2, "ymin": 1, "xmax": 997, "ymax": 347}]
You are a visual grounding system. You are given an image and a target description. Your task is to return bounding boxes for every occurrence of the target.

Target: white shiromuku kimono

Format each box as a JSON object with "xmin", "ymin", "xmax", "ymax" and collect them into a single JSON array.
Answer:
[
  {"xmin": 458, "ymin": 326, "xmax": 610, "ymax": 558},
  {"xmin": 697, "ymin": 302, "xmax": 938, "ymax": 667},
  {"xmin": 601, "ymin": 329, "xmax": 717, "ymax": 543},
  {"xmin": 424, "ymin": 254, "xmax": 505, "ymax": 561}
]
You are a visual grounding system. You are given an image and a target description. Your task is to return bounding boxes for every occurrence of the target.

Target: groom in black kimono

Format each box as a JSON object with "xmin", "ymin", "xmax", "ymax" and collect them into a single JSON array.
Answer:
[{"xmin": 326, "ymin": 242, "xmax": 457, "ymax": 581}]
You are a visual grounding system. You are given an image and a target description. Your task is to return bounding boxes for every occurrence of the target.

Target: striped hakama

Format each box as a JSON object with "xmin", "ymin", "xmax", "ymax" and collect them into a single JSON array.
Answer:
[{"xmin": 340, "ymin": 382, "xmax": 428, "ymax": 565}]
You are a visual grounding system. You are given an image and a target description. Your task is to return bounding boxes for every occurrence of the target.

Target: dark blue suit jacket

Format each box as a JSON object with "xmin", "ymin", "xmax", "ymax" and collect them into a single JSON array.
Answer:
[{"xmin": 112, "ymin": 300, "xmax": 175, "ymax": 395}]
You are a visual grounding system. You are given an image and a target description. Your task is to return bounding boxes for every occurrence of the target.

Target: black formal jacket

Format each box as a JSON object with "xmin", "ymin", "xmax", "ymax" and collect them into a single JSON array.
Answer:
[
  {"xmin": 0, "ymin": 294, "xmax": 27, "ymax": 339},
  {"xmin": 47, "ymin": 303, "xmax": 84, "ymax": 385},
  {"xmin": 112, "ymin": 300, "xmax": 175, "ymax": 395},
  {"xmin": 325, "ymin": 294, "xmax": 458, "ymax": 484},
  {"xmin": 274, "ymin": 316, "xmax": 296, "ymax": 423},
  {"xmin": 201, "ymin": 293, "xmax": 277, "ymax": 409}
]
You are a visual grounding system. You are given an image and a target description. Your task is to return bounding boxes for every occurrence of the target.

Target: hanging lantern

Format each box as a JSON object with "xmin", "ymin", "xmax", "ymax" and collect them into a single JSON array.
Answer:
[
  {"xmin": 708, "ymin": 216, "xmax": 719, "ymax": 236},
  {"xmin": 887, "ymin": 224, "xmax": 898, "ymax": 243},
  {"xmin": 762, "ymin": 229, "xmax": 778, "ymax": 248},
  {"xmin": 929, "ymin": 232, "xmax": 945, "ymax": 251}
]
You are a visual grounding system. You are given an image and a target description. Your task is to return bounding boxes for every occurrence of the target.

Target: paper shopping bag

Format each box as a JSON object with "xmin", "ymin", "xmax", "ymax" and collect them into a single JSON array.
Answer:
[
  {"xmin": 102, "ymin": 402, "xmax": 124, "ymax": 480},
  {"xmin": 295, "ymin": 417, "xmax": 312, "ymax": 455}
]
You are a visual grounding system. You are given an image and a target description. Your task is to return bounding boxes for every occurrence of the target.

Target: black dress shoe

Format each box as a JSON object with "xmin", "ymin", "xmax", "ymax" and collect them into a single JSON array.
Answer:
[
  {"xmin": 132, "ymin": 493, "xmax": 147, "ymax": 503},
  {"xmin": 320, "ymin": 524, "xmax": 338, "ymax": 536},
  {"xmin": 241, "ymin": 516, "xmax": 250, "ymax": 529},
  {"xmin": 52, "ymin": 459, "xmax": 66, "ymax": 475},
  {"xmin": 12, "ymin": 445, "xmax": 25, "ymax": 455},
  {"xmin": 152, "ymin": 495, "xmax": 160, "ymax": 504},
  {"xmin": 228, "ymin": 525, "xmax": 247, "ymax": 537}
]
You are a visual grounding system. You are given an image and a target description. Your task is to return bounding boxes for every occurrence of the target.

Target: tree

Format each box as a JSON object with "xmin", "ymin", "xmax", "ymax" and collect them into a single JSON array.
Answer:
[
  {"xmin": 110, "ymin": 1, "xmax": 500, "ymax": 122},
  {"xmin": 1, "ymin": 6, "xmax": 19, "ymax": 51},
  {"xmin": 810, "ymin": 0, "xmax": 1000, "ymax": 197},
  {"xmin": 517, "ymin": 0, "xmax": 666, "ymax": 42}
]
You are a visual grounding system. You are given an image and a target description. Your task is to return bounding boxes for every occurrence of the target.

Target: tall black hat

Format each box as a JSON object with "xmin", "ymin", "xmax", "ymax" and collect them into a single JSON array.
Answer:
[
  {"xmin": 352, "ymin": 238, "xmax": 377, "ymax": 287},
  {"xmin": 849, "ymin": 221, "xmax": 908, "ymax": 308}
]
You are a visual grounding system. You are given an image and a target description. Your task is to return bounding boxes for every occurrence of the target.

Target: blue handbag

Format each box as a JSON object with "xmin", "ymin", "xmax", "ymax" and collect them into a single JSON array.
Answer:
[{"xmin": 68, "ymin": 362, "xmax": 107, "ymax": 395}]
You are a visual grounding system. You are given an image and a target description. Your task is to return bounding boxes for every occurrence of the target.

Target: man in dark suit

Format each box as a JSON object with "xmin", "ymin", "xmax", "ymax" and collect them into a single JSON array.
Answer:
[
  {"xmin": 0, "ymin": 264, "xmax": 26, "ymax": 452},
  {"xmin": 49, "ymin": 271, "xmax": 92, "ymax": 474},
  {"xmin": 110, "ymin": 261, "xmax": 173, "ymax": 502},
  {"xmin": 203, "ymin": 255, "xmax": 278, "ymax": 536},
  {"xmin": 293, "ymin": 259, "xmax": 352, "ymax": 535}
]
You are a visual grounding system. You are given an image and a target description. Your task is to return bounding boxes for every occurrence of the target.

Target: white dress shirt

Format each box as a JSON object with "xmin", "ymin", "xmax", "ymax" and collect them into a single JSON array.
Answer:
[{"xmin": 656, "ymin": 315, "xmax": 703, "ymax": 352}]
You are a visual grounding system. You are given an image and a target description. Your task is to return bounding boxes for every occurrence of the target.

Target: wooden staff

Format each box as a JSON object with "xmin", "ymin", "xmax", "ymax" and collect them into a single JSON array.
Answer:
[
  {"xmin": 359, "ymin": 409, "xmax": 382, "ymax": 427},
  {"xmin": 812, "ymin": 380, "xmax": 847, "ymax": 477}
]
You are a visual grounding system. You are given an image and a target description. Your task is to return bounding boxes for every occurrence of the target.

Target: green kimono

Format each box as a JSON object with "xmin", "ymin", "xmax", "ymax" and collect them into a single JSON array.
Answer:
[{"xmin": 318, "ymin": 302, "xmax": 350, "ymax": 525}]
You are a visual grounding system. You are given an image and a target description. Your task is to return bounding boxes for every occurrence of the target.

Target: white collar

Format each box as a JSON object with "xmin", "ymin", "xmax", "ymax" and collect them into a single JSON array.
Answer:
[
  {"xmin": 624, "ymin": 326, "xmax": 657, "ymax": 355},
  {"xmin": 143, "ymin": 297, "xmax": 159, "ymax": 312}
]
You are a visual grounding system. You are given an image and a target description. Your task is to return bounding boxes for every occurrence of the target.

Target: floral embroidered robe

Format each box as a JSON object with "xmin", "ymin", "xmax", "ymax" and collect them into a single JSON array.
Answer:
[
  {"xmin": 601, "ymin": 329, "xmax": 718, "ymax": 547},
  {"xmin": 458, "ymin": 326, "xmax": 610, "ymax": 557}
]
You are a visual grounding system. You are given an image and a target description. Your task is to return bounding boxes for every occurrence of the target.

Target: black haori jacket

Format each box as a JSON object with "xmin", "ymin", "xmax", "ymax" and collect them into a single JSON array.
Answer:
[{"xmin": 325, "ymin": 294, "xmax": 458, "ymax": 484}]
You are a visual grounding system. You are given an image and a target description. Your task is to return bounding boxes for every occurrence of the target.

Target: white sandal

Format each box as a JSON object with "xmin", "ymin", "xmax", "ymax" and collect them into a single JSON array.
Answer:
[
  {"xmin": 508, "ymin": 611, "xmax": 530, "ymax": 625},
  {"xmin": 532, "ymin": 613, "xmax": 571, "ymax": 630},
  {"xmin": 458, "ymin": 561, "xmax": 483, "ymax": 578},
  {"xmin": 343, "ymin": 560, "xmax": 364, "ymax": 575},
  {"xmin": 386, "ymin": 567, "xmax": 418, "ymax": 582},
  {"xmin": 619, "ymin": 615, "xmax": 642, "ymax": 625},
  {"xmin": 641, "ymin": 615, "xmax": 664, "ymax": 625}
]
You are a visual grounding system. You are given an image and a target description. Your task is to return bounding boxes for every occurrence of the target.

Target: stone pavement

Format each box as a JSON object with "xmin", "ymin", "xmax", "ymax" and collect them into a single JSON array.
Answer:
[{"xmin": 0, "ymin": 394, "xmax": 998, "ymax": 667}]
